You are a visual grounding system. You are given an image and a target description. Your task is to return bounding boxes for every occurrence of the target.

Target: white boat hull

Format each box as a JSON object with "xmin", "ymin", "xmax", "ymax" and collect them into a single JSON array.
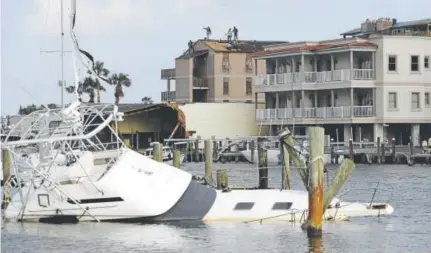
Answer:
[
  {"xmin": 241, "ymin": 149, "xmax": 281, "ymax": 164},
  {"xmin": 4, "ymin": 149, "xmax": 393, "ymax": 224}
]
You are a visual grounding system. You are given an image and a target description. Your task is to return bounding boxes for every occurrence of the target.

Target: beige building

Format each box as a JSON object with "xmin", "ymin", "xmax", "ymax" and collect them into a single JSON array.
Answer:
[
  {"xmin": 253, "ymin": 18, "xmax": 431, "ymax": 145},
  {"xmin": 160, "ymin": 39, "xmax": 286, "ymax": 103}
]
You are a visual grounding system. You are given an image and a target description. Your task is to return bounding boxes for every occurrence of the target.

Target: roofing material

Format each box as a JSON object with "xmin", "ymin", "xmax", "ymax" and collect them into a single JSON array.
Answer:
[{"xmin": 252, "ymin": 41, "xmax": 376, "ymax": 57}]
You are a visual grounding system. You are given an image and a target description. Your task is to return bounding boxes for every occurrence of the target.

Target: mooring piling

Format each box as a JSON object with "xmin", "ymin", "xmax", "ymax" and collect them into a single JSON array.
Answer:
[
  {"xmin": 194, "ymin": 136, "xmax": 200, "ymax": 162},
  {"xmin": 279, "ymin": 131, "xmax": 292, "ymax": 190},
  {"xmin": 250, "ymin": 140, "xmax": 255, "ymax": 164},
  {"xmin": 376, "ymin": 137, "xmax": 381, "ymax": 164},
  {"xmin": 152, "ymin": 142, "xmax": 163, "ymax": 162},
  {"xmin": 204, "ymin": 139, "xmax": 213, "ymax": 179},
  {"xmin": 173, "ymin": 149, "xmax": 181, "ymax": 168},
  {"xmin": 348, "ymin": 139, "xmax": 354, "ymax": 160},
  {"xmin": 391, "ymin": 138, "xmax": 396, "ymax": 163},
  {"xmin": 381, "ymin": 143, "xmax": 385, "ymax": 164},
  {"xmin": 305, "ymin": 126, "xmax": 325, "ymax": 238},
  {"xmin": 257, "ymin": 137, "xmax": 268, "ymax": 189}
]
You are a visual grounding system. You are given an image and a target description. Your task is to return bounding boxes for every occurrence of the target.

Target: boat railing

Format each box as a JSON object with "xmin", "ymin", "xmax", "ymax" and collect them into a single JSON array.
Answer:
[{"xmin": 334, "ymin": 183, "xmax": 394, "ymax": 208}]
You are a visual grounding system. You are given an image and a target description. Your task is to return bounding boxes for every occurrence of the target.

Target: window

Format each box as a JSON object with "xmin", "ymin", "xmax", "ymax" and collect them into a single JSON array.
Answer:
[
  {"xmin": 272, "ymin": 202, "xmax": 293, "ymax": 210},
  {"xmin": 388, "ymin": 55, "xmax": 397, "ymax": 71},
  {"xmin": 246, "ymin": 77, "xmax": 253, "ymax": 95},
  {"xmin": 234, "ymin": 202, "xmax": 255, "ymax": 210},
  {"xmin": 411, "ymin": 92, "xmax": 420, "ymax": 109},
  {"xmin": 222, "ymin": 53, "xmax": 230, "ymax": 73},
  {"xmin": 245, "ymin": 55, "xmax": 253, "ymax": 73},
  {"xmin": 425, "ymin": 92, "xmax": 430, "ymax": 106},
  {"xmin": 425, "ymin": 56, "xmax": 430, "ymax": 69},
  {"xmin": 223, "ymin": 77, "xmax": 229, "ymax": 95},
  {"xmin": 411, "ymin": 55, "xmax": 419, "ymax": 72},
  {"xmin": 388, "ymin": 92, "xmax": 397, "ymax": 109}
]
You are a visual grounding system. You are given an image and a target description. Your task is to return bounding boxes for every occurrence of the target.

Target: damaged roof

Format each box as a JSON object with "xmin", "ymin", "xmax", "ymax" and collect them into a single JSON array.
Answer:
[{"xmin": 252, "ymin": 41, "xmax": 377, "ymax": 57}]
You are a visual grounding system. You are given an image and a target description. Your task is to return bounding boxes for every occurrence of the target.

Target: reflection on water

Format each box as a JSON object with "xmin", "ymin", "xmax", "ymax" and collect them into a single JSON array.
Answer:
[{"xmin": 2, "ymin": 164, "xmax": 431, "ymax": 253}]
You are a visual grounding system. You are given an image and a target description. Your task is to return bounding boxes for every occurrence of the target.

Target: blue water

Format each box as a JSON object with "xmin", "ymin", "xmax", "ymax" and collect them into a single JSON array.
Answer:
[{"xmin": 2, "ymin": 163, "xmax": 431, "ymax": 253}]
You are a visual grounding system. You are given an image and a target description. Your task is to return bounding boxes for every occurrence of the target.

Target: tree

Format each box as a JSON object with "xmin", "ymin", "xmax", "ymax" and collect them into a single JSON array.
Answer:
[
  {"xmin": 110, "ymin": 73, "xmax": 132, "ymax": 104},
  {"xmin": 141, "ymin": 96, "xmax": 153, "ymax": 105},
  {"xmin": 65, "ymin": 77, "xmax": 96, "ymax": 103},
  {"xmin": 90, "ymin": 61, "xmax": 110, "ymax": 103},
  {"xmin": 18, "ymin": 104, "xmax": 44, "ymax": 115}
]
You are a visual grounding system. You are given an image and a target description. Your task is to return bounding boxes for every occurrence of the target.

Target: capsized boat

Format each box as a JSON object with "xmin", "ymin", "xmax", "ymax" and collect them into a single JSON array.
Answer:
[{"xmin": 0, "ymin": 0, "xmax": 394, "ymax": 224}]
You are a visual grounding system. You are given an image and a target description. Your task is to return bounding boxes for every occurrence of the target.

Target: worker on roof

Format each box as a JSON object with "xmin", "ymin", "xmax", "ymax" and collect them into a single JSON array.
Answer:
[
  {"xmin": 226, "ymin": 28, "xmax": 232, "ymax": 42},
  {"xmin": 233, "ymin": 26, "xmax": 238, "ymax": 41},
  {"xmin": 203, "ymin": 26, "xmax": 212, "ymax": 40}
]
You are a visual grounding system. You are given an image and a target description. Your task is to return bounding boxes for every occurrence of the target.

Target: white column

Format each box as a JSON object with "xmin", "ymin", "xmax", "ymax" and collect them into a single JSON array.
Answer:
[
  {"xmin": 275, "ymin": 92, "xmax": 279, "ymax": 109},
  {"xmin": 331, "ymin": 90, "xmax": 335, "ymax": 107},
  {"xmin": 371, "ymin": 51, "xmax": 375, "ymax": 79},
  {"xmin": 350, "ymin": 50, "xmax": 354, "ymax": 80},
  {"xmin": 411, "ymin": 124, "xmax": 420, "ymax": 147},
  {"xmin": 344, "ymin": 124, "xmax": 352, "ymax": 145},
  {"xmin": 373, "ymin": 123, "xmax": 384, "ymax": 143},
  {"xmin": 313, "ymin": 55, "xmax": 317, "ymax": 72},
  {"xmin": 301, "ymin": 54, "xmax": 305, "ymax": 82},
  {"xmin": 330, "ymin": 54, "xmax": 335, "ymax": 71}
]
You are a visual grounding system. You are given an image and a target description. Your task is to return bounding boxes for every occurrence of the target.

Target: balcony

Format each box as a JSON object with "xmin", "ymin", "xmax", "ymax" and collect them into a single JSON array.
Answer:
[
  {"xmin": 193, "ymin": 77, "xmax": 208, "ymax": 89},
  {"xmin": 256, "ymin": 106, "xmax": 375, "ymax": 121},
  {"xmin": 161, "ymin": 91, "xmax": 176, "ymax": 102},
  {"xmin": 254, "ymin": 69, "xmax": 375, "ymax": 88}
]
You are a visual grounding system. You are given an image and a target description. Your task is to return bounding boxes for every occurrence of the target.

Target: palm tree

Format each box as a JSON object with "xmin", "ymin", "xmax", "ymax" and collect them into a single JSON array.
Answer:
[
  {"xmin": 141, "ymin": 96, "xmax": 153, "ymax": 105},
  {"xmin": 110, "ymin": 73, "xmax": 132, "ymax": 104},
  {"xmin": 65, "ymin": 77, "xmax": 96, "ymax": 103},
  {"xmin": 90, "ymin": 61, "xmax": 110, "ymax": 103}
]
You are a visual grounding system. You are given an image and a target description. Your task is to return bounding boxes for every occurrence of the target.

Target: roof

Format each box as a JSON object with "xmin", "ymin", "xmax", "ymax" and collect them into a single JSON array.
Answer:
[
  {"xmin": 203, "ymin": 40, "xmax": 287, "ymax": 53},
  {"xmin": 252, "ymin": 41, "xmax": 376, "ymax": 57},
  {"xmin": 341, "ymin": 18, "xmax": 431, "ymax": 36},
  {"xmin": 176, "ymin": 39, "xmax": 287, "ymax": 59}
]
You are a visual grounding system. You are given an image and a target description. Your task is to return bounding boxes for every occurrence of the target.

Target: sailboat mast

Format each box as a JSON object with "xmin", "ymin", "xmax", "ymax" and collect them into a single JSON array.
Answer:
[{"xmin": 60, "ymin": 0, "xmax": 65, "ymax": 108}]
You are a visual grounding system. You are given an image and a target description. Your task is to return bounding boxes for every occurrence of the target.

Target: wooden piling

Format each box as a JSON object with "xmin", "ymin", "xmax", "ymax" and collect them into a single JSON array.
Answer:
[
  {"xmin": 278, "ymin": 127, "xmax": 308, "ymax": 189},
  {"xmin": 216, "ymin": 169, "xmax": 228, "ymax": 190},
  {"xmin": 249, "ymin": 140, "xmax": 255, "ymax": 164},
  {"xmin": 408, "ymin": 137, "xmax": 414, "ymax": 166},
  {"xmin": 381, "ymin": 143, "xmax": 385, "ymax": 164},
  {"xmin": 2, "ymin": 149, "xmax": 11, "ymax": 185},
  {"xmin": 306, "ymin": 126, "xmax": 325, "ymax": 238},
  {"xmin": 281, "ymin": 144, "xmax": 291, "ymax": 190},
  {"xmin": 376, "ymin": 137, "xmax": 381, "ymax": 164},
  {"xmin": 391, "ymin": 138, "xmax": 396, "ymax": 163},
  {"xmin": 204, "ymin": 139, "xmax": 213, "ymax": 179},
  {"xmin": 330, "ymin": 143, "xmax": 335, "ymax": 164},
  {"xmin": 194, "ymin": 137, "xmax": 200, "ymax": 162},
  {"xmin": 2, "ymin": 149, "xmax": 11, "ymax": 209},
  {"xmin": 348, "ymin": 139, "xmax": 354, "ymax": 160},
  {"xmin": 257, "ymin": 137, "xmax": 268, "ymax": 189},
  {"xmin": 173, "ymin": 149, "xmax": 181, "ymax": 168},
  {"xmin": 322, "ymin": 159, "xmax": 355, "ymax": 212},
  {"xmin": 212, "ymin": 136, "xmax": 218, "ymax": 162},
  {"xmin": 152, "ymin": 142, "xmax": 163, "ymax": 162}
]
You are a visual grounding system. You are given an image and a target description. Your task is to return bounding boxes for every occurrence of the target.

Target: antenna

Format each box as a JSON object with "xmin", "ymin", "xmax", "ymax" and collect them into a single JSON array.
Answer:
[
  {"xmin": 39, "ymin": 0, "xmax": 72, "ymax": 109},
  {"xmin": 19, "ymin": 86, "xmax": 51, "ymax": 112}
]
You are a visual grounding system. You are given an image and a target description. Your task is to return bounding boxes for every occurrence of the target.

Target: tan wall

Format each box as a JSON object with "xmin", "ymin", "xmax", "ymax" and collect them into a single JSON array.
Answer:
[{"xmin": 175, "ymin": 58, "xmax": 192, "ymax": 103}]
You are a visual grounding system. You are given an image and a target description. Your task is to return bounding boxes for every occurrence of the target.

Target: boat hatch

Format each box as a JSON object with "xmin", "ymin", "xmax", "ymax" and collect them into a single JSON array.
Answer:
[
  {"xmin": 272, "ymin": 202, "xmax": 293, "ymax": 210},
  {"xmin": 234, "ymin": 202, "xmax": 255, "ymax": 210},
  {"xmin": 370, "ymin": 204, "xmax": 387, "ymax": 210}
]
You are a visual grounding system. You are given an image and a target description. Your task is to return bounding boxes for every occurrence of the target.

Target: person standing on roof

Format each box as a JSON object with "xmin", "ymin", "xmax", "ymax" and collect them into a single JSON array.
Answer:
[
  {"xmin": 226, "ymin": 28, "xmax": 232, "ymax": 42},
  {"xmin": 188, "ymin": 40, "xmax": 194, "ymax": 53},
  {"xmin": 233, "ymin": 26, "xmax": 238, "ymax": 41},
  {"xmin": 203, "ymin": 26, "xmax": 212, "ymax": 40}
]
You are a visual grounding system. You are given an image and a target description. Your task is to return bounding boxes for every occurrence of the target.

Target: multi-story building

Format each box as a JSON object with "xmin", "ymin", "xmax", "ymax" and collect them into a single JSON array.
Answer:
[
  {"xmin": 160, "ymin": 39, "xmax": 286, "ymax": 103},
  {"xmin": 252, "ymin": 18, "xmax": 431, "ymax": 146}
]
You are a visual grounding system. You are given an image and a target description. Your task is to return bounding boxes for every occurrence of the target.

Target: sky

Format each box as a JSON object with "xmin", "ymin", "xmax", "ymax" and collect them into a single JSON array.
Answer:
[{"xmin": 1, "ymin": 0, "xmax": 430, "ymax": 115}]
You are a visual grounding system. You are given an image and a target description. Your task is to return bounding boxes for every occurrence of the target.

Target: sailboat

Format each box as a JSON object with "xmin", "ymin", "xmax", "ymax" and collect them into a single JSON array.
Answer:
[{"xmin": 1, "ymin": 0, "xmax": 394, "ymax": 224}]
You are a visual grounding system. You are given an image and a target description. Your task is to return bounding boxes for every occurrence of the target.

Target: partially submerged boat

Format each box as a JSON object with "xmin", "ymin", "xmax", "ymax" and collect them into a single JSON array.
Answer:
[{"xmin": 0, "ymin": 0, "xmax": 394, "ymax": 224}]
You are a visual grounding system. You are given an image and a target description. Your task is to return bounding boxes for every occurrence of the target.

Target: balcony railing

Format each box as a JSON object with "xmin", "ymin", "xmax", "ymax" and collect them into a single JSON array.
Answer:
[
  {"xmin": 161, "ymin": 91, "xmax": 176, "ymax": 102},
  {"xmin": 193, "ymin": 77, "xmax": 208, "ymax": 88},
  {"xmin": 256, "ymin": 106, "xmax": 375, "ymax": 121},
  {"xmin": 255, "ymin": 69, "xmax": 374, "ymax": 86}
]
